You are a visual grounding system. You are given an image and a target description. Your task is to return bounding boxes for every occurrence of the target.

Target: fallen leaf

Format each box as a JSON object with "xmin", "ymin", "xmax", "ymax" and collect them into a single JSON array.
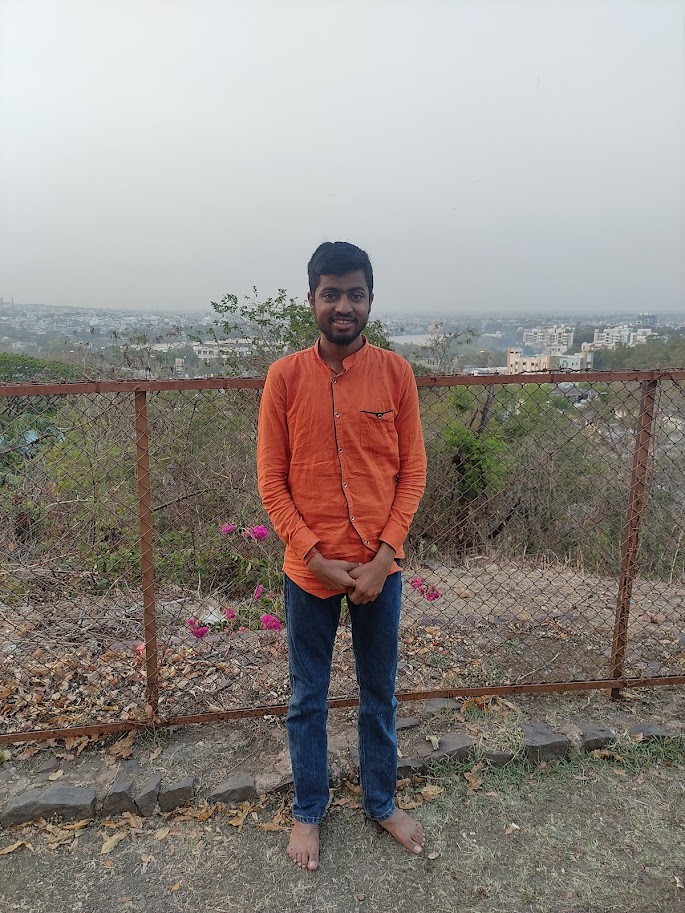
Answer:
[
  {"xmin": 101, "ymin": 832, "xmax": 128, "ymax": 854},
  {"xmin": 149, "ymin": 747, "xmax": 162, "ymax": 761},
  {"xmin": 62, "ymin": 820, "xmax": 91, "ymax": 831},
  {"xmin": 505, "ymin": 823, "xmax": 520, "ymax": 835},
  {"xmin": 108, "ymin": 731, "xmax": 137, "ymax": 759},
  {"xmin": 154, "ymin": 827, "xmax": 170, "ymax": 841},
  {"xmin": 420, "ymin": 785, "xmax": 444, "ymax": 802},
  {"xmin": 171, "ymin": 882, "xmax": 181, "ymax": 892},
  {"xmin": 122, "ymin": 812, "xmax": 144, "ymax": 829},
  {"xmin": 631, "ymin": 732, "xmax": 645, "ymax": 743},
  {"xmin": 426, "ymin": 850, "xmax": 441, "ymax": 860},
  {"xmin": 0, "ymin": 749, "xmax": 11, "ymax": 762},
  {"xmin": 591, "ymin": 749, "xmax": 624, "ymax": 762},
  {"xmin": 103, "ymin": 859, "xmax": 113, "ymax": 867},
  {"xmin": 355, "ymin": 892, "xmax": 365, "ymax": 901},
  {"xmin": 425, "ymin": 735, "xmax": 440, "ymax": 751},
  {"xmin": 0, "ymin": 840, "xmax": 34, "ymax": 855},
  {"xmin": 464, "ymin": 761, "xmax": 485, "ymax": 795},
  {"xmin": 675, "ymin": 875, "xmax": 683, "ymax": 890},
  {"xmin": 396, "ymin": 794, "xmax": 422, "ymax": 810},
  {"xmin": 47, "ymin": 769, "xmax": 64, "ymax": 781}
]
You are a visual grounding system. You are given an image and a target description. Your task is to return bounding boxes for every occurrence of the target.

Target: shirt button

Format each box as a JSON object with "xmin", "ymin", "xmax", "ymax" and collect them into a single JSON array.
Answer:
[
  {"xmin": 335, "ymin": 412, "xmax": 340, "ymax": 417},
  {"xmin": 343, "ymin": 483, "xmax": 348, "ymax": 488},
  {"xmin": 350, "ymin": 516, "xmax": 355, "ymax": 521},
  {"xmin": 365, "ymin": 540, "xmax": 370, "ymax": 545},
  {"xmin": 338, "ymin": 448, "xmax": 343, "ymax": 453}
]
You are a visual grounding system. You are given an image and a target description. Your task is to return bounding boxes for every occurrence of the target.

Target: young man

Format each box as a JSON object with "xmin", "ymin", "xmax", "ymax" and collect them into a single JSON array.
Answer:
[{"xmin": 257, "ymin": 241, "xmax": 427, "ymax": 871}]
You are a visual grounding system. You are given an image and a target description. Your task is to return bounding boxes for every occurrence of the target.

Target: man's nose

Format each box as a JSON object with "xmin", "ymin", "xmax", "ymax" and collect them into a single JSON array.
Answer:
[{"xmin": 335, "ymin": 294, "xmax": 354, "ymax": 311}]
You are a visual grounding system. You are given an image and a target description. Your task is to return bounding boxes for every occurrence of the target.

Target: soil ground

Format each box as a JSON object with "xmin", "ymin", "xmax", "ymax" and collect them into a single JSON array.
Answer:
[{"xmin": 1, "ymin": 689, "xmax": 685, "ymax": 913}]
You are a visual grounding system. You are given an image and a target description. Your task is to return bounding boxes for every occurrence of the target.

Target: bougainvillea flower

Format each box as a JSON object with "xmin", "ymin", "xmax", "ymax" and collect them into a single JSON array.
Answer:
[
  {"xmin": 220, "ymin": 522, "xmax": 236, "ymax": 535},
  {"xmin": 409, "ymin": 576, "xmax": 425, "ymax": 589},
  {"xmin": 253, "ymin": 584, "xmax": 264, "ymax": 600},
  {"xmin": 424, "ymin": 586, "xmax": 441, "ymax": 602},
  {"xmin": 260, "ymin": 614, "xmax": 283, "ymax": 631},
  {"xmin": 248, "ymin": 525, "xmax": 270, "ymax": 541},
  {"xmin": 224, "ymin": 607, "xmax": 236, "ymax": 620},
  {"xmin": 135, "ymin": 643, "xmax": 146, "ymax": 657},
  {"xmin": 187, "ymin": 617, "xmax": 210, "ymax": 637}
]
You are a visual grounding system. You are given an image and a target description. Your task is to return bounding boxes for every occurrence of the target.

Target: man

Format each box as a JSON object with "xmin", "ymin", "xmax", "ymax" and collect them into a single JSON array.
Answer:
[{"xmin": 257, "ymin": 241, "xmax": 427, "ymax": 871}]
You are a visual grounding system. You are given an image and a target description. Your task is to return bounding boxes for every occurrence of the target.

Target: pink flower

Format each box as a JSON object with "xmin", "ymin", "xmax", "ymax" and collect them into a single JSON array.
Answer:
[
  {"xmin": 248, "ymin": 525, "xmax": 270, "ymax": 541},
  {"xmin": 260, "ymin": 614, "xmax": 283, "ymax": 631},
  {"xmin": 409, "ymin": 576, "xmax": 425, "ymax": 589},
  {"xmin": 224, "ymin": 607, "xmax": 236, "ymax": 620},
  {"xmin": 424, "ymin": 585, "xmax": 441, "ymax": 602},
  {"xmin": 135, "ymin": 643, "xmax": 145, "ymax": 657},
  {"xmin": 220, "ymin": 522, "xmax": 236, "ymax": 535},
  {"xmin": 253, "ymin": 584, "xmax": 264, "ymax": 601},
  {"xmin": 187, "ymin": 617, "xmax": 210, "ymax": 638}
]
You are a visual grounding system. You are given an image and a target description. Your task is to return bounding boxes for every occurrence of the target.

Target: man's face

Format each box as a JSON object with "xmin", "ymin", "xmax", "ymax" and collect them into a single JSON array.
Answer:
[{"xmin": 308, "ymin": 270, "xmax": 373, "ymax": 347}]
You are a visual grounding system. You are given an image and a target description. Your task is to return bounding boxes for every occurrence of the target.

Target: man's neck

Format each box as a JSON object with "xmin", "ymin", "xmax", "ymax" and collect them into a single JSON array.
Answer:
[{"xmin": 317, "ymin": 335, "xmax": 365, "ymax": 373}]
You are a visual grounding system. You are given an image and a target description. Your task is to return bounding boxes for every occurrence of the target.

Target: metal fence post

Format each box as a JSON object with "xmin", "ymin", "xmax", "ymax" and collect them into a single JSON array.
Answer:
[
  {"xmin": 134, "ymin": 390, "xmax": 160, "ymax": 714},
  {"xmin": 609, "ymin": 378, "xmax": 658, "ymax": 698}
]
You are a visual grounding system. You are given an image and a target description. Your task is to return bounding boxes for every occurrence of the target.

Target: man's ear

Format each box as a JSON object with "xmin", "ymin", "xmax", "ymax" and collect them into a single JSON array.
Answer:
[
  {"xmin": 307, "ymin": 291, "xmax": 315, "ymax": 313},
  {"xmin": 368, "ymin": 292, "xmax": 373, "ymax": 314}
]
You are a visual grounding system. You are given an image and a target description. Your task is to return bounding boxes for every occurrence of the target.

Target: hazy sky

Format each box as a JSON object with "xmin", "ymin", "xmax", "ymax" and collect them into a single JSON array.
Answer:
[{"xmin": 1, "ymin": 0, "xmax": 684, "ymax": 315}]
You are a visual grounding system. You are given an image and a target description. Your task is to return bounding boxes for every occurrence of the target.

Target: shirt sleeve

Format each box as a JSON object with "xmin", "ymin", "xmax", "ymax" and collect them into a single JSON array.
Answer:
[
  {"xmin": 256, "ymin": 365, "xmax": 320, "ymax": 560},
  {"xmin": 380, "ymin": 364, "xmax": 427, "ymax": 553}
]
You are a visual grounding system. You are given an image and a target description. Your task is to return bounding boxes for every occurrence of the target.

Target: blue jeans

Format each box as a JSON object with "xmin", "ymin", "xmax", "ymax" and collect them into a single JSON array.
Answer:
[{"xmin": 284, "ymin": 571, "xmax": 401, "ymax": 824}]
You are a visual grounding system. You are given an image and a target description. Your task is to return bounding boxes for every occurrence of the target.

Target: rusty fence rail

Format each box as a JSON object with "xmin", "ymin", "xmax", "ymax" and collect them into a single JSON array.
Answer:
[{"xmin": 0, "ymin": 370, "xmax": 684, "ymax": 743}]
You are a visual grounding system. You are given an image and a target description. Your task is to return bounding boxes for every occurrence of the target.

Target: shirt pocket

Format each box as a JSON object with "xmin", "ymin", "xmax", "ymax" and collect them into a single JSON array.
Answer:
[{"xmin": 359, "ymin": 409, "xmax": 398, "ymax": 455}]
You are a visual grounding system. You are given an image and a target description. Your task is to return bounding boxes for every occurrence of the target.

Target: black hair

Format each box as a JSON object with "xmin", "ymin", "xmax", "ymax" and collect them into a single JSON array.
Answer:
[{"xmin": 307, "ymin": 241, "xmax": 373, "ymax": 296}]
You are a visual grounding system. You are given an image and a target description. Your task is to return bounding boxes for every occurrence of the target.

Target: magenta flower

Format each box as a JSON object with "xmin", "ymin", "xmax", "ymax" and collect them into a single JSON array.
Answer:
[
  {"xmin": 220, "ymin": 522, "xmax": 236, "ymax": 535},
  {"xmin": 409, "ymin": 576, "xmax": 425, "ymax": 589},
  {"xmin": 424, "ymin": 585, "xmax": 441, "ymax": 602},
  {"xmin": 253, "ymin": 584, "xmax": 264, "ymax": 601},
  {"xmin": 135, "ymin": 643, "xmax": 145, "ymax": 657},
  {"xmin": 224, "ymin": 607, "xmax": 236, "ymax": 620},
  {"xmin": 260, "ymin": 614, "xmax": 283, "ymax": 631},
  {"xmin": 248, "ymin": 525, "xmax": 270, "ymax": 541},
  {"xmin": 187, "ymin": 617, "xmax": 210, "ymax": 638}
]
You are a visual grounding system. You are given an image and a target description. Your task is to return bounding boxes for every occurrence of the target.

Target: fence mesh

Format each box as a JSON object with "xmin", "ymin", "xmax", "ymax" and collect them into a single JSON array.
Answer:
[{"xmin": 1, "ymin": 373, "xmax": 683, "ymax": 739}]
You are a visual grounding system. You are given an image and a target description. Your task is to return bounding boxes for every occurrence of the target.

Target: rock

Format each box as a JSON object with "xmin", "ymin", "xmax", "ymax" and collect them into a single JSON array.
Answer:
[
  {"xmin": 579, "ymin": 724, "xmax": 617, "ymax": 752},
  {"xmin": 1, "ymin": 786, "xmax": 96, "ymax": 827},
  {"xmin": 36, "ymin": 756, "xmax": 59, "ymax": 774},
  {"xmin": 135, "ymin": 772, "xmax": 161, "ymax": 817},
  {"xmin": 397, "ymin": 757, "xmax": 424, "ymax": 776},
  {"xmin": 102, "ymin": 773, "xmax": 139, "ymax": 817},
  {"xmin": 158, "ymin": 777, "xmax": 195, "ymax": 812},
  {"xmin": 482, "ymin": 748, "xmax": 516, "ymax": 767},
  {"xmin": 521, "ymin": 722, "xmax": 570, "ymax": 763},
  {"xmin": 425, "ymin": 698, "xmax": 461, "ymax": 713},
  {"xmin": 396, "ymin": 716, "xmax": 422, "ymax": 731},
  {"xmin": 255, "ymin": 770, "xmax": 293, "ymax": 794},
  {"xmin": 417, "ymin": 731, "xmax": 474, "ymax": 762},
  {"xmin": 629, "ymin": 723, "xmax": 673, "ymax": 742},
  {"xmin": 208, "ymin": 773, "xmax": 256, "ymax": 805}
]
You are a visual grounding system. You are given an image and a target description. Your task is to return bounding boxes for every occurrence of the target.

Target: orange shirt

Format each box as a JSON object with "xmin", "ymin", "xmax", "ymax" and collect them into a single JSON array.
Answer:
[{"xmin": 256, "ymin": 338, "xmax": 427, "ymax": 597}]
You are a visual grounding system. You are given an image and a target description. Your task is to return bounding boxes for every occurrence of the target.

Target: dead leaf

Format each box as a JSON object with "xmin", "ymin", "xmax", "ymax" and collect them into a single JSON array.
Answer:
[
  {"xmin": 464, "ymin": 761, "xmax": 485, "ymax": 795},
  {"xmin": 426, "ymin": 850, "xmax": 441, "ymax": 860},
  {"xmin": 108, "ymin": 731, "xmax": 136, "ymax": 759},
  {"xmin": 62, "ymin": 820, "xmax": 91, "ymax": 831},
  {"xmin": 396, "ymin": 794, "xmax": 422, "ymax": 810},
  {"xmin": 355, "ymin": 892, "xmax": 365, "ymax": 901},
  {"xmin": 591, "ymin": 749, "xmax": 624, "ymax": 762},
  {"xmin": 675, "ymin": 875, "xmax": 683, "ymax": 890},
  {"xmin": 149, "ymin": 747, "xmax": 162, "ymax": 761},
  {"xmin": 171, "ymin": 882, "xmax": 181, "ymax": 892},
  {"xmin": 154, "ymin": 827, "xmax": 170, "ymax": 841},
  {"xmin": 420, "ymin": 785, "xmax": 444, "ymax": 802},
  {"xmin": 101, "ymin": 832, "xmax": 128, "ymax": 854},
  {"xmin": 226, "ymin": 802, "xmax": 252, "ymax": 830},
  {"xmin": 505, "ymin": 823, "xmax": 520, "ymax": 835},
  {"xmin": 425, "ymin": 735, "xmax": 440, "ymax": 751},
  {"xmin": 0, "ymin": 840, "xmax": 34, "ymax": 855},
  {"xmin": 48, "ymin": 769, "xmax": 64, "ymax": 781},
  {"xmin": 122, "ymin": 812, "xmax": 144, "ymax": 829},
  {"xmin": 631, "ymin": 732, "xmax": 645, "ymax": 743}
]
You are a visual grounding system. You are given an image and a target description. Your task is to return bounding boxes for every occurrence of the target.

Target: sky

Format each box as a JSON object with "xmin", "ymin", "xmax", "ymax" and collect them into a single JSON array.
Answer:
[{"xmin": 1, "ymin": 0, "xmax": 684, "ymax": 316}]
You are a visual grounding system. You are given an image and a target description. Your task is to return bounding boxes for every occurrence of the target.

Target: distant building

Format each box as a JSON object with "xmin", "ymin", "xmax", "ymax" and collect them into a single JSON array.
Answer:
[
  {"xmin": 507, "ymin": 349, "xmax": 593, "ymax": 373},
  {"xmin": 636, "ymin": 312, "xmax": 657, "ymax": 328},
  {"xmin": 522, "ymin": 325, "xmax": 574, "ymax": 352},
  {"xmin": 582, "ymin": 325, "xmax": 660, "ymax": 351}
]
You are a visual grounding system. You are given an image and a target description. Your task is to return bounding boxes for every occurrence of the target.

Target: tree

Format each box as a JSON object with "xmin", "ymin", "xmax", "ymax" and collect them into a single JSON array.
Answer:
[{"xmin": 207, "ymin": 289, "xmax": 392, "ymax": 376}]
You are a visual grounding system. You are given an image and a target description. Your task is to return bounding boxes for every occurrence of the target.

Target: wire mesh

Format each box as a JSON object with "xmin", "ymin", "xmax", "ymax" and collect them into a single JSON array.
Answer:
[{"xmin": 0, "ymin": 372, "xmax": 683, "ymax": 739}]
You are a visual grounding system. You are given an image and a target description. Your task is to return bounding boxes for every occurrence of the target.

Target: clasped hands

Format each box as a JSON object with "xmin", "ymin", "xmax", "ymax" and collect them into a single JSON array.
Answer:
[{"xmin": 307, "ymin": 543, "xmax": 396, "ymax": 605}]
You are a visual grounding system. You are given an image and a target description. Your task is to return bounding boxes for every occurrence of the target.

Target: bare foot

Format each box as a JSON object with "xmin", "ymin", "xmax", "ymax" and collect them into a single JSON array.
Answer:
[
  {"xmin": 286, "ymin": 822, "xmax": 320, "ymax": 871},
  {"xmin": 378, "ymin": 809, "xmax": 425, "ymax": 855}
]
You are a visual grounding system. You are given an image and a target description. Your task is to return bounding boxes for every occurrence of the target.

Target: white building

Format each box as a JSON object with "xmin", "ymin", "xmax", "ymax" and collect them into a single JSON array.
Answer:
[{"xmin": 522, "ymin": 325, "xmax": 575, "ymax": 352}]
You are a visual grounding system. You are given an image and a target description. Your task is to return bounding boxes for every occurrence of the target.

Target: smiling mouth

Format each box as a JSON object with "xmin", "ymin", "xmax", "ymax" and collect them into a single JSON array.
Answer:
[{"xmin": 331, "ymin": 318, "xmax": 355, "ymax": 326}]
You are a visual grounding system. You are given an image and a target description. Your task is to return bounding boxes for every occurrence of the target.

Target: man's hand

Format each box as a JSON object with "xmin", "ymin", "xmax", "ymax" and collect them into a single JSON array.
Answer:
[
  {"xmin": 308, "ymin": 553, "xmax": 359, "ymax": 592},
  {"xmin": 348, "ymin": 543, "xmax": 396, "ymax": 605}
]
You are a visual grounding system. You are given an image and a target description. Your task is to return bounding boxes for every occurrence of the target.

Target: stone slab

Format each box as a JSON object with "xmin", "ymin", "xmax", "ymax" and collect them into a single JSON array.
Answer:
[
  {"xmin": 417, "ymin": 731, "xmax": 474, "ymax": 762},
  {"xmin": 102, "ymin": 774, "xmax": 139, "ymax": 817},
  {"xmin": 579, "ymin": 724, "xmax": 617, "ymax": 752},
  {"xmin": 208, "ymin": 772, "xmax": 257, "ymax": 805},
  {"xmin": 158, "ymin": 777, "xmax": 195, "ymax": 813},
  {"xmin": 135, "ymin": 772, "xmax": 161, "ymax": 817},
  {"xmin": 1, "ymin": 786, "xmax": 96, "ymax": 828},
  {"xmin": 521, "ymin": 721, "xmax": 570, "ymax": 763},
  {"xmin": 630, "ymin": 722, "xmax": 673, "ymax": 742}
]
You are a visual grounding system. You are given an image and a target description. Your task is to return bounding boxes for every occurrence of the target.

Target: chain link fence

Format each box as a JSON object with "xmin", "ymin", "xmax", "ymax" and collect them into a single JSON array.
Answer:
[{"xmin": 1, "ymin": 371, "xmax": 683, "ymax": 742}]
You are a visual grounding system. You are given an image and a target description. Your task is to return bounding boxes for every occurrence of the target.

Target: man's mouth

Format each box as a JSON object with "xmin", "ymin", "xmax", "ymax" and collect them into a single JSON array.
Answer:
[{"xmin": 331, "ymin": 318, "xmax": 355, "ymax": 327}]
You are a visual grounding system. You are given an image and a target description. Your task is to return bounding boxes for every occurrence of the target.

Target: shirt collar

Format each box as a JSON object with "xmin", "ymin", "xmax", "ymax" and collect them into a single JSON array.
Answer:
[{"xmin": 312, "ymin": 336, "xmax": 369, "ymax": 371}]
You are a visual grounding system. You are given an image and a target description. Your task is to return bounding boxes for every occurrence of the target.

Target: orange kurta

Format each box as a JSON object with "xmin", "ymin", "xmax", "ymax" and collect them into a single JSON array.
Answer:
[{"xmin": 256, "ymin": 338, "xmax": 427, "ymax": 597}]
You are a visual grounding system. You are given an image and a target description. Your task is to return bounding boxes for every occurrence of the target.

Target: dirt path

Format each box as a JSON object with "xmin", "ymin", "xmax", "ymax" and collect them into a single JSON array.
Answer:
[{"xmin": 2, "ymin": 734, "xmax": 684, "ymax": 913}]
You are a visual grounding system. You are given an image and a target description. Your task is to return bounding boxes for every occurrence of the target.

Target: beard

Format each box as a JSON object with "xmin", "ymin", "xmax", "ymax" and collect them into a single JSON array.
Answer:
[{"xmin": 318, "ymin": 315, "xmax": 368, "ymax": 347}]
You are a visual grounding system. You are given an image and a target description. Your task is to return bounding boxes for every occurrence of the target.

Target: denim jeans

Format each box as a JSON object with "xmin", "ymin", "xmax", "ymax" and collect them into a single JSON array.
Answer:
[{"xmin": 284, "ymin": 571, "xmax": 401, "ymax": 824}]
